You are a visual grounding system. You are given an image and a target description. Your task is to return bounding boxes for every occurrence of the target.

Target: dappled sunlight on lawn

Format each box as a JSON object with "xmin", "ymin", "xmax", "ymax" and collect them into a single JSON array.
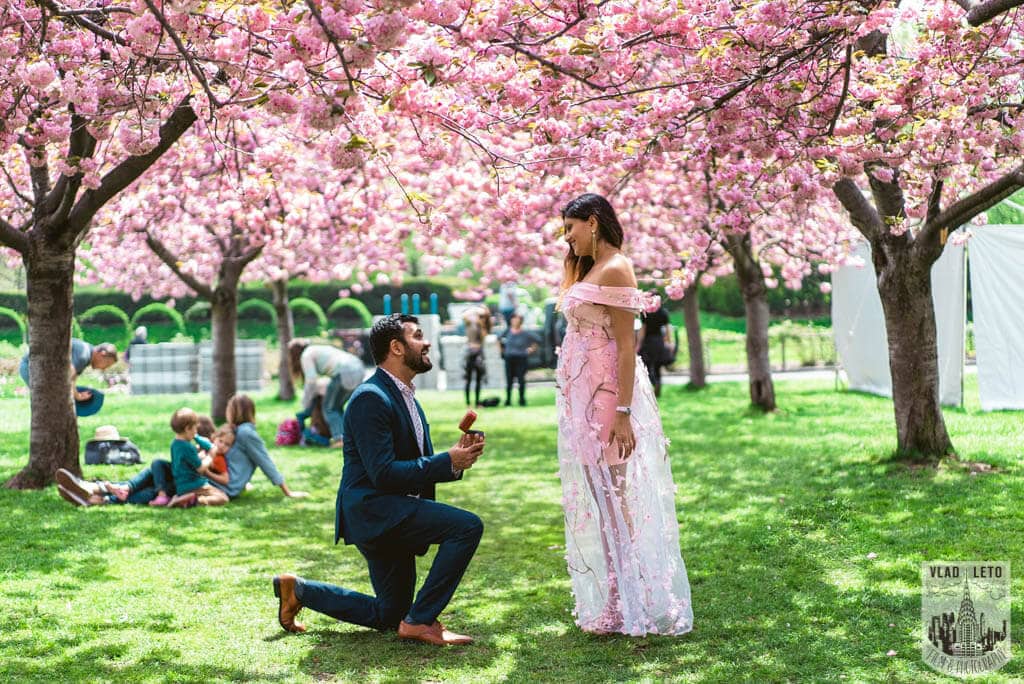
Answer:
[{"xmin": 0, "ymin": 381, "xmax": 1022, "ymax": 681}]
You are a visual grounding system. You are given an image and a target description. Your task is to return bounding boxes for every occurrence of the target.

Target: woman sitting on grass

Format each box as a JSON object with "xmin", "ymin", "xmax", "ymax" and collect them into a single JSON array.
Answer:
[{"xmin": 211, "ymin": 393, "xmax": 308, "ymax": 500}]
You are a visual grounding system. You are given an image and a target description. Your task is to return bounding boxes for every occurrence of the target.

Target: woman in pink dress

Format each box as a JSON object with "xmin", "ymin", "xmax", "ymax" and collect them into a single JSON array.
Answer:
[{"xmin": 555, "ymin": 193, "xmax": 693, "ymax": 636}]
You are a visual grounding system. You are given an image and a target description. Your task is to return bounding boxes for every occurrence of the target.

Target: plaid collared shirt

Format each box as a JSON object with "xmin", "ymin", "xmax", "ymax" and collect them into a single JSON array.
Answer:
[{"xmin": 381, "ymin": 368, "xmax": 424, "ymax": 455}]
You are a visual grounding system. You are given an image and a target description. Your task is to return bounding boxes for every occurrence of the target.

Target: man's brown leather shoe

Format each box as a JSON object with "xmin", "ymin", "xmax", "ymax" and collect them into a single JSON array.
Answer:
[
  {"xmin": 398, "ymin": 620, "xmax": 473, "ymax": 645},
  {"xmin": 272, "ymin": 575, "xmax": 306, "ymax": 633}
]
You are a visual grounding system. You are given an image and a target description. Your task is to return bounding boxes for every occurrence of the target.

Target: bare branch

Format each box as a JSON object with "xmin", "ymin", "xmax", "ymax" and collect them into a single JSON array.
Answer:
[
  {"xmin": 1, "ymin": 164, "xmax": 33, "ymax": 207},
  {"xmin": 141, "ymin": 0, "xmax": 222, "ymax": 111},
  {"xmin": 832, "ymin": 177, "xmax": 886, "ymax": 242},
  {"xmin": 953, "ymin": 0, "xmax": 1024, "ymax": 25},
  {"xmin": 866, "ymin": 166, "xmax": 906, "ymax": 220},
  {"xmin": 67, "ymin": 97, "xmax": 197, "ymax": 233},
  {"xmin": 144, "ymin": 230, "xmax": 214, "ymax": 299},
  {"xmin": 37, "ymin": 0, "xmax": 129, "ymax": 46},
  {"xmin": 497, "ymin": 42, "xmax": 610, "ymax": 91},
  {"xmin": 926, "ymin": 178, "xmax": 944, "ymax": 225},
  {"xmin": 0, "ymin": 216, "xmax": 30, "ymax": 253},
  {"xmin": 304, "ymin": 0, "xmax": 360, "ymax": 95},
  {"xmin": 46, "ymin": 109, "xmax": 97, "ymax": 225},
  {"xmin": 25, "ymin": 150, "xmax": 51, "ymax": 208},
  {"xmin": 827, "ymin": 45, "xmax": 853, "ymax": 137},
  {"xmin": 926, "ymin": 163, "xmax": 1024, "ymax": 232}
]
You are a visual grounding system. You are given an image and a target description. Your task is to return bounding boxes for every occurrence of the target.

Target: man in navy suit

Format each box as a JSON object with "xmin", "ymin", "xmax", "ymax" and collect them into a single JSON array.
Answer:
[{"xmin": 273, "ymin": 314, "xmax": 486, "ymax": 645}]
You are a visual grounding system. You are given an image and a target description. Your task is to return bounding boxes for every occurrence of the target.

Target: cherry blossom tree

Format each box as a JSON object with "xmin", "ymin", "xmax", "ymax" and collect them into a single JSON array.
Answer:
[
  {"xmin": 0, "ymin": 0, "xmax": 280, "ymax": 486},
  {"xmin": 0, "ymin": 0, "xmax": 437, "ymax": 484},
  {"xmin": 407, "ymin": 0, "xmax": 1024, "ymax": 458},
  {"xmin": 82, "ymin": 117, "xmax": 407, "ymax": 420}
]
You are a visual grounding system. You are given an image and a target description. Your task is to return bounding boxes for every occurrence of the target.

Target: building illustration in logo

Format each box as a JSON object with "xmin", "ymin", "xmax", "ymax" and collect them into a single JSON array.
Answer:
[
  {"xmin": 927, "ymin": 579, "xmax": 1008, "ymax": 657},
  {"xmin": 923, "ymin": 563, "xmax": 1011, "ymax": 677}
]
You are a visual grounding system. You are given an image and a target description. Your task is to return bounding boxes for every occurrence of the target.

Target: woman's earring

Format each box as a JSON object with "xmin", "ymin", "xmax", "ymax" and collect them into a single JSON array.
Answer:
[{"xmin": 591, "ymin": 231, "xmax": 597, "ymax": 257}]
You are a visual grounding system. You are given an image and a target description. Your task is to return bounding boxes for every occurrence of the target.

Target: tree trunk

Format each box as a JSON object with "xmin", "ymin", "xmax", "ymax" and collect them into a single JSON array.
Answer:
[
  {"xmin": 272, "ymin": 278, "xmax": 295, "ymax": 401},
  {"xmin": 739, "ymin": 275, "xmax": 776, "ymax": 412},
  {"xmin": 875, "ymin": 251, "xmax": 953, "ymax": 461},
  {"xmin": 681, "ymin": 283, "xmax": 706, "ymax": 389},
  {"xmin": 727, "ymin": 236, "xmax": 776, "ymax": 411},
  {"xmin": 5, "ymin": 238, "xmax": 80, "ymax": 488},
  {"xmin": 209, "ymin": 284, "xmax": 239, "ymax": 422}
]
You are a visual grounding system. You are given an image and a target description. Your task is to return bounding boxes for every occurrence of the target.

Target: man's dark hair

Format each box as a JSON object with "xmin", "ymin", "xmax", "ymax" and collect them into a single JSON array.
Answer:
[{"xmin": 369, "ymin": 313, "xmax": 419, "ymax": 364}]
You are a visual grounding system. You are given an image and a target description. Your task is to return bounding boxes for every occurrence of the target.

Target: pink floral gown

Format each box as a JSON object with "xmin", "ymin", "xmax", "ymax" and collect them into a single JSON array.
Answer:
[{"xmin": 556, "ymin": 282, "xmax": 693, "ymax": 636}]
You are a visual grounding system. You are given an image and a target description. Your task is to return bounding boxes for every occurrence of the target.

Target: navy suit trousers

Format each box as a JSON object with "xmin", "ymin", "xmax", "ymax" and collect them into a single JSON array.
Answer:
[{"xmin": 297, "ymin": 499, "xmax": 483, "ymax": 629}]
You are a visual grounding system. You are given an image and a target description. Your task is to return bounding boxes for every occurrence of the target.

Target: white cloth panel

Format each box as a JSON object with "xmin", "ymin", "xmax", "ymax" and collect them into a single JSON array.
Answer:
[
  {"xmin": 831, "ymin": 242, "xmax": 892, "ymax": 397},
  {"xmin": 831, "ymin": 240, "xmax": 964, "ymax": 406},
  {"xmin": 968, "ymin": 226, "xmax": 1024, "ymax": 411}
]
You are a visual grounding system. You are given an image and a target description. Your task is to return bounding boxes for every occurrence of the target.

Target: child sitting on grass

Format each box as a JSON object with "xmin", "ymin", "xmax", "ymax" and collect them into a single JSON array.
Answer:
[
  {"xmin": 167, "ymin": 407, "xmax": 230, "ymax": 508},
  {"xmin": 203, "ymin": 424, "xmax": 235, "ymax": 487}
]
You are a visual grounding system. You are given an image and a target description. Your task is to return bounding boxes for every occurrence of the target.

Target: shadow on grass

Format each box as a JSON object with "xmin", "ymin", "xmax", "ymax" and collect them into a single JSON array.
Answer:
[{"xmin": 2, "ymin": 383, "xmax": 1023, "ymax": 681}]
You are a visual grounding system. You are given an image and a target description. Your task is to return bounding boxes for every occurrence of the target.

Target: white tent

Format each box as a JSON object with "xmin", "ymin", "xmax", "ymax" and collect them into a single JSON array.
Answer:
[
  {"xmin": 967, "ymin": 226, "xmax": 1024, "ymax": 410},
  {"xmin": 831, "ymin": 240, "xmax": 966, "ymax": 406}
]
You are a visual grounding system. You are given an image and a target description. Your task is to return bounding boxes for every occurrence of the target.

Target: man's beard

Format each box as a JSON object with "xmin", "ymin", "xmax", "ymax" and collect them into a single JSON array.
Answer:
[{"xmin": 403, "ymin": 346, "xmax": 432, "ymax": 373}]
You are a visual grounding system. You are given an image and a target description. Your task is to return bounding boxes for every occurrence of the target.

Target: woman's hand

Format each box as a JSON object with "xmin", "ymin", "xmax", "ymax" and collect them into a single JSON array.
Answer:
[
  {"xmin": 280, "ymin": 483, "xmax": 309, "ymax": 498},
  {"xmin": 608, "ymin": 412, "xmax": 636, "ymax": 460}
]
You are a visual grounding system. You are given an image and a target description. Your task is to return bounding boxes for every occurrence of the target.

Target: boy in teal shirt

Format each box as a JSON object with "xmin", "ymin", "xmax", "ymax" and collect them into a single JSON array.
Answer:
[{"xmin": 168, "ymin": 408, "xmax": 230, "ymax": 507}]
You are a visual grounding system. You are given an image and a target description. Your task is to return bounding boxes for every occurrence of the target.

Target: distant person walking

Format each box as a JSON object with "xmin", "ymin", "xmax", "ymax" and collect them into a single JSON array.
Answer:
[
  {"xmin": 637, "ymin": 305, "xmax": 671, "ymax": 398},
  {"xmin": 288, "ymin": 340, "xmax": 365, "ymax": 447},
  {"xmin": 499, "ymin": 313, "xmax": 539, "ymax": 406},
  {"xmin": 462, "ymin": 305, "xmax": 491, "ymax": 407},
  {"xmin": 498, "ymin": 281, "xmax": 519, "ymax": 325},
  {"xmin": 20, "ymin": 338, "xmax": 118, "ymax": 416}
]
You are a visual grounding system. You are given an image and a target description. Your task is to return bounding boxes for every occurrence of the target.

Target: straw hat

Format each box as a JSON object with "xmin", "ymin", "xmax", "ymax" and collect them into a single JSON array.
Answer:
[{"xmin": 93, "ymin": 425, "xmax": 122, "ymax": 441}]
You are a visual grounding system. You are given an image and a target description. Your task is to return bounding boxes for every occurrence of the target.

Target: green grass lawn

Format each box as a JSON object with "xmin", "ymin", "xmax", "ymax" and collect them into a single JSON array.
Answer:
[{"xmin": 0, "ymin": 379, "xmax": 1021, "ymax": 682}]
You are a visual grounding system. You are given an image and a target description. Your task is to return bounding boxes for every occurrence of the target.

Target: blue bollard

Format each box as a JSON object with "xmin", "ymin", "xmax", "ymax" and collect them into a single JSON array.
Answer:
[
  {"xmin": 411, "ymin": 293, "xmax": 420, "ymax": 314},
  {"xmin": 400, "ymin": 293, "xmax": 409, "ymax": 314},
  {"xmin": 430, "ymin": 293, "xmax": 438, "ymax": 315},
  {"xmin": 383, "ymin": 294, "xmax": 392, "ymax": 315}
]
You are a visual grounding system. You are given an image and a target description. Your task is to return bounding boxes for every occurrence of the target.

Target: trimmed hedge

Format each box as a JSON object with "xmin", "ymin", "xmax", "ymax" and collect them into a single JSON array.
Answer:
[
  {"xmin": 0, "ymin": 306, "xmax": 26, "ymax": 343},
  {"xmin": 238, "ymin": 298, "xmax": 277, "ymax": 323},
  {"xmin": 78, "ymin": 305, "xmax": 132, "ymax": 346},
  {"xmin": 290, "ymin": 297, "xmax": 327, "ymax": 330},
  {"xmin": 131, "ymin": 302, "xmax": 186, "ymax": 335},
  {"xmin": 328, "ymin": 297, "xmax": 373, "ymax": 328},
  {"xmin": 0, "ymin": 273, "xmax": 831, "ymax": 325},
  {"xmin": 184, "ymin": 301, "xmax": 211, "ymax": 321},
  {"xmin": 0, "ymin": 276, "xmax": 471, "ymax": 324}
]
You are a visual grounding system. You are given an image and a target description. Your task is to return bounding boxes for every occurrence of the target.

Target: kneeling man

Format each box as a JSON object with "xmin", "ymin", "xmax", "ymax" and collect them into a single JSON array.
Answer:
[{"xmin": 274, "ymin": 314, "xmax": 486, "ymax": 645}]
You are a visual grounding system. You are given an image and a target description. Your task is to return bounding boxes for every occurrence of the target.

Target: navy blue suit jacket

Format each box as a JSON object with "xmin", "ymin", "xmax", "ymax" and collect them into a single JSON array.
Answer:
[{"xmin": 335, "ymin": 368, "xmax": 460, "ymax": 553}]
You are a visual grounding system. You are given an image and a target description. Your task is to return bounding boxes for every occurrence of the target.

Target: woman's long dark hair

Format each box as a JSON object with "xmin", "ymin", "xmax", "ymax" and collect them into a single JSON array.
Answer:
[
  {"xmin": 560, "ymin": 193, "xmax": 624, "ymax": 290},
  {"xmin": 288, "ymin": 339, "xmax": 309, "ymax": 382}
]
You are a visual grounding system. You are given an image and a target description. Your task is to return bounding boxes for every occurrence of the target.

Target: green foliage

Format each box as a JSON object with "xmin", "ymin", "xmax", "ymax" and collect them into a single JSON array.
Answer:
[
  {"xmin": 986, "ymin": 190, "xmax": 1024, "ymax": 224},
  {"xmin": 697, "ymin": 272, "xmax": 831, "ymax": 318},
  {"xmin": 290, "ymin": 297, "xmax": 327, "ymax": 331},
  {"xmin": 769, "ymin": 320, "xmax": 837, "ymax": 367},
  {"xmin": 0, "ymin": 276, "xmax": 476, "ymax": 328},
  {"xmin": 0, "ymin": 379, "xmax": 1022, "ymax": 682},
  {"xmin": 0, "ymin": 307, "xmax": 25, "ymax": 345},
  {"xmin": 238, "ymin": 298, "xmax": 278, "ymax": 323},
  {"xmin": 77, "ymin": 305, "xmax": 132, "ymax": 347},
  {"xmin": 183, "ymin": 301, "xmax": 211, "ymax": 321},
  {"xmin": 666, "ymin": 312, "xmax": 835, "ymax": 369},
  {"xmin": 130, "ymin": 302, "xmax": 186, "ymax": 336},
  {"xmin": 327, "ymin": 297, "xmax": 373, "ymax": 328}
]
